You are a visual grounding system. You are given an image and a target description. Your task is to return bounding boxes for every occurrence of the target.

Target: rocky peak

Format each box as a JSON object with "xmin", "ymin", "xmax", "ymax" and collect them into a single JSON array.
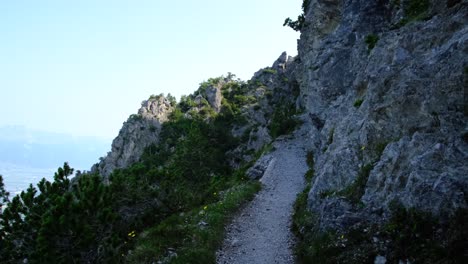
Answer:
[
  {"xmin": 272, "ymin": 51, "xmax": 294, "ymax": 72},
  {"xmin": 138, "ymin": 95, "xmax": 173, "ymax": 122},
  {"xmin": 205, "ymin": 83, "xmax": 223, "ymax": 113},
  {"xmin": 91, "ymin": 95, "xmax": 174, "ymax": 178}
]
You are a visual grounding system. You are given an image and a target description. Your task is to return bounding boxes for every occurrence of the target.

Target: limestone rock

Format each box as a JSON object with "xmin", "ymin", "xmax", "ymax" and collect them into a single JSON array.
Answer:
[
  {"xmin": 91, "ymin": 96, "xmax": 174, "ymax": 178},
  {"xmin": 205, "ymin": 84, "xmax": 222, "ymax": 112},
  {"xmin": 246, "ymin": 154, "xmax": 273, "ymax": 180},
  {"xmin": 296, "ymin": 0, "xmax": 468, "ymax": 230}
]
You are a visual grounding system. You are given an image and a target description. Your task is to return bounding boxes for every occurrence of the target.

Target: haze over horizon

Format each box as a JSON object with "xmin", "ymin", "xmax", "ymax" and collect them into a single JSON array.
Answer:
[{"xmin": 0, "ymin": 0, "xmax": 301, "ymax": 139}]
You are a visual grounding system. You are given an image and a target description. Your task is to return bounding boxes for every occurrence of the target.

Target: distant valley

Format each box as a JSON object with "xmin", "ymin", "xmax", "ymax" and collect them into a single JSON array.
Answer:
[{"xmin": 0, "ymin": 126, "xmax": 110, "ymax": 194}]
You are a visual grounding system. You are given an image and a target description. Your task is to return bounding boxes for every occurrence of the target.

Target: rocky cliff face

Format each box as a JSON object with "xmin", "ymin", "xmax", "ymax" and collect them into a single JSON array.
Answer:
[
  {"xmin": 92, "ymin": 95, "xmax": 174, "ymax": 177},
  {"xmin": 91, "ymin": 0, "xmax": 467, "ymax": 250},
  {"xmin": 293, "ymin": 0, "xmax": 467, "ymax": 231}
]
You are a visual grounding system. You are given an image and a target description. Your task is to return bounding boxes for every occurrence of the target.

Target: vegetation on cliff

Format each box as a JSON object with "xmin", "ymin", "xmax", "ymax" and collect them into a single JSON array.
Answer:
[{"xmin": 0, "ymin": 71, "xmax": 300, "ymax": 263}]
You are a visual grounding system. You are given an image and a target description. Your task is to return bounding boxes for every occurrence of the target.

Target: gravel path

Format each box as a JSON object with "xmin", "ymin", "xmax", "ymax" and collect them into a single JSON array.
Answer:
[{"xmin": 216, "ymin": 133, "xmax": 309, "ymax": 264}]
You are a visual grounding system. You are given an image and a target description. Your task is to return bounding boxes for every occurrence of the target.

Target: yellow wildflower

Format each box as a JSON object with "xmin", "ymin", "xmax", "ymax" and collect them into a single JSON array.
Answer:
[{"xmin": 203, "ymin": 205, "xmax": 208, "ymax": 210}]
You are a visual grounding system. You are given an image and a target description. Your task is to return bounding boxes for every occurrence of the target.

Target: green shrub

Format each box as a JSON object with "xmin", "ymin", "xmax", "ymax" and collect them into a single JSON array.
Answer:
[
  {"xmin": 0, "ymin": 74, "xmax": 260, "ymax": 263},
  {"xmin": 128, "ymin": 114, "xmax": 143, "ymax": 121},
  {"xmin": 240, "ymin": 128, "xmax": 252, "ymax": 143},
  {"xmin": 327, "ymin": 128, "xmax": 335, "ymax": 145},
  {"xmin": 127, "ymin": 182, "xmax": 261, "ymax": 263},
  {"xmin": 353, "ymin": 98, "xmax": 364, "ymax": 108},
  {"xmin": 263, "ymin": 68, "xmax": 277, "ymax": 74},
  {"xmin": 375, "ymin": 141, "xmax": 388, "ymax": 159},
  {"xmin": 337, "ymin": 164, "xmax": 373, "ymax": 204},
  {"xmin": 292, "ymin": 184, "xmax": 316, "ymax": 262},
  {"xmin": 268, "ymin": 107, "xmax": 301, "ymax": 139},
  {"xmin": 365, "ymin": 34, "xmax": 379, "ymax": 51},
  {"xmin": 304, "ymin": 151, "xmax": 315, "ymax": 182},
  {"xmin": 404, "ymin": 0, "xmax": 430, "ymax": 20},
  {"xmin": 395, "ymin": 0, "xmax": 430, "ymax": 27},
  {"xmin": 283, "ymin": 0, "xmax": 310, "ymax": 31},
  {"xmin": 294, "ymin": 204, "xmax": 468, "ymax": 263},
  {"xmin": 305, "ymin": 169, "xmax": 315, "ymax": 182}
]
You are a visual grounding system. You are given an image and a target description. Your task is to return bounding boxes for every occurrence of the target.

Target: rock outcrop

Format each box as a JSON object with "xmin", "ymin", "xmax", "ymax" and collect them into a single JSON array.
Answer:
[
  {"xmin": 227, "ymin": 52, "xmax": 301, "ymax": 165},
  {"xmin": 91, "ymin": 95, "xmax": 174, "ymax": 178},
  {"xmin": 293, "ymin": 0, "xmax": 467, "ymax": 230},
  {"xmin": 205, "ymin": 84, "xmax": 223, "ymax": 113},
  {"xmin": 89, "ymin": 1, "xmax": 467, "ymax": 259}
]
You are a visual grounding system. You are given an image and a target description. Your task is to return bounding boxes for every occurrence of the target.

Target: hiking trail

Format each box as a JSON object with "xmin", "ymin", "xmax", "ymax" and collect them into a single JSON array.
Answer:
[{"xmin": 217, "ymin": 129, "xmax": 310, "ymax": 264}]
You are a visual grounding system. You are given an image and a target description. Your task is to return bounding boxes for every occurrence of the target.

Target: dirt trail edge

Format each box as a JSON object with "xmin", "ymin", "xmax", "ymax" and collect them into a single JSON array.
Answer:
[{"xmin": 217, "ymin": 129, "xmax": 310, "ymax": 264}]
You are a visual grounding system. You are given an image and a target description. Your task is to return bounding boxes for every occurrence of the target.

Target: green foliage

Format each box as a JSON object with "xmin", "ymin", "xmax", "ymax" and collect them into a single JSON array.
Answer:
[
  {"xmin": 179, "ymin": 95, "xmax": 197, "ymax": 112},
  {"xmin": 292, "ymin": 184, "xmax": 315, "ymax": 257},
  {"xmin": 233, "ymin": 95, "xmax": 256, "ymax": 105},
  {"xmin": 0, "ymin": 163, "xmax": 121, "ymax": 263},
  {"xmin": 390, "ymin": 0, "xmax": 401, "ymax": 8},
  {"xmin": 0, "ymin": 72, "xmax": 256, "ymax": 262},
  {"xmin": 385, "ymin": 204, "xmax": 440, "ymax": 261},
  {"xmin": 353, "ymin": 98, "xmax": 364, "ymax": 108},
  {"xmin": 327, "ymin": 127, "xmax": 335, "ymax": 145},
  {"xmin": 0, "ymin": 71, "xmax": 297, "ymax": 262},
  {"xmin": 0, "ymin": 175, "xmax": 9, "ymax": 255},
  {"xmin": 128, "ymin": 114, "xmax": 143, "ymax": 122},
  {"xmin": 0, "ymin": 175, "xmax": 9, "ymax": 211},
  {"xmin": 283, "ymin": 15, "xmax": 305, "ymax": 31},
  {"xmin": 382, "ymin": 204, "xmax": 468, "ymax": 263},
  {"xmin": 305, "ymin": 169, "xmax": 315, "ymax": 183},
  {"xmin": 268, "ymin": 104, "xmax": 301, "ymax": 139},
  {"xmin": 305, "ymin": 152, "xmax": 315, "ymax": 182},
  {"xmin": 404, "ymin": 0, "xmax": 430, "ymax": 20},
  {"xmin": 365, "ymin": 34, "xmax": 379, "ymax": 51},
  {"xmin": 293, "ymin": 151, "xmax": 319, "ymax": 262},
  {"xmin": 295, "ymin": 222, "xmax": 378, "ymax": 264},
  {"xmin": 306, "ymin": 151, "xmax": 314, "ymax": 168},
  {"xmin": 338, "ymin": 164, "xmax": 373, "ymax": 204},
  {"xmin": 319, "ymin": 189, "xmax": 336, "ymax": 199},
  {"xmin": 375, "ymin": 141, "xmax": 388, "ymax": 159},
  {"xmin": 166, "ymin": 93, "xmax": 177, "ymax": 106},
  {"xmin": 394, "ymin": 0, "xmax": 430, "ymax": 27},
  {"xmin": 294, "ymin": 204, "xmax": 468, "ymax": 263},
  {"xmin": 149, "ymin": 93, "xmax": 164, "ymax": 100},
  {"xmin": 309, "ymin": 65, "xmax": 320, "ymax": 71},
  {"xmin": 241, "ymin": 128, "xmax": 252, "ymax": 143},
  {"xmin": 263, "ymin": 68, "xmax": 277, "ymax": 74},
  {"xmin": 283, "ymin": 0, "xmax": 310, "ymax": 31},
  {"xmin": 126, "ymin": 181, "xmax": 261, "ymax": 263},
  {"xmin": 199, "ymin": 77, "xmax": 223, "ymax": 93}
]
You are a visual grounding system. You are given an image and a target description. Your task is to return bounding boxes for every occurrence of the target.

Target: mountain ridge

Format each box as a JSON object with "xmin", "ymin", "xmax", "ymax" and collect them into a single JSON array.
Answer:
[{"xmin": 1, "ymin": 0, "xmax": 466, "ymax": 263}]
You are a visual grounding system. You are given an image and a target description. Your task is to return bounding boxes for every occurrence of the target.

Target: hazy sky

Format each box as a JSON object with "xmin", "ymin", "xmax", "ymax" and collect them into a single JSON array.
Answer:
[{"xmin": 0, "ymin": 0, "xmax": 301, "ymax": 139}]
